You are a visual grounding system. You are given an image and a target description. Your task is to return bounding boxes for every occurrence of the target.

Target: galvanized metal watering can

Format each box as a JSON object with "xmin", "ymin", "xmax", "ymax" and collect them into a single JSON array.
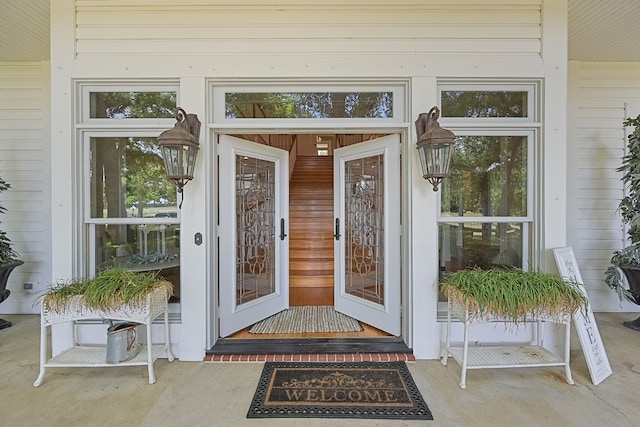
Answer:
[{"xmin": 106, "ymin": 322, "xmax": 140, "ymax": 364}]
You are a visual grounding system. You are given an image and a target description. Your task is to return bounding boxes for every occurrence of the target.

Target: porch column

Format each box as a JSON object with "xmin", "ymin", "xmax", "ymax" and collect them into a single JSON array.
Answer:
[
  {"xmin": 177, "ymin": 77, "xmax": 209, "ymax": 361},
  {"xmin": 410, "ymin": 76, "xmax": 441, "ymax": 359}
]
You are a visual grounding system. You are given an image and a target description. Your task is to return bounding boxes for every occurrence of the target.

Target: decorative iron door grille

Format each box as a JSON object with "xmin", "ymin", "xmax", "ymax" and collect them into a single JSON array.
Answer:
[
  {"xmin": 235, "ymin": 155, "xmax": 276, "ymax": 305},
  {"xmin": 344, "ymin": 154, "xmax": 385, "ymax": 304}
]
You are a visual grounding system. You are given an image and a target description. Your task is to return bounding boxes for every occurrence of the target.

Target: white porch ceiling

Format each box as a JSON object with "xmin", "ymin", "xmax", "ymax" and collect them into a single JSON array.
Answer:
[
  {"xmin": 568, "ymin": 0, "xmax": 640, "ymax": 62},
  {"xmin": 0, "ymin": 0, "xmax": 49, "ymax": 62},
  {"xmin": 0, "ymin": 1, "xmax": 639, "ymax": 63}
]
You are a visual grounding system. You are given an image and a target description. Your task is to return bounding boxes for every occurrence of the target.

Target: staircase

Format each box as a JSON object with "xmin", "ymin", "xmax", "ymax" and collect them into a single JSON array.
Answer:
[{"xmin": 289, "ymin": 156, "xmax": 334, "ymax": 306}]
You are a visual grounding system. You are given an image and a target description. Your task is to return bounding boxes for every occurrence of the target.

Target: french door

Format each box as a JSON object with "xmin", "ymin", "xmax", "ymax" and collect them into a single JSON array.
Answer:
[
  {"xmin": 333, "ymin": 135, "xmax": 401, "ymax": 336},
  {"xmin": 218, "ymin": 135, "xmax": 289, "ymax": 337},
  {"xmin": 218, "ymin": 133, "xmax": 401, "ymax": 337}
]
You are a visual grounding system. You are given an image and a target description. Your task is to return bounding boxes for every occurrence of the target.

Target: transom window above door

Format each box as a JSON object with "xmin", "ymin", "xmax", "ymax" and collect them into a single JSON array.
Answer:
[
  {"xmin": 225, "ymin": 92, "xmax": 393, "ymax": 119},
  {"xmin": 211, "ymin": 83, "xmax": 407, "ymax": 124}
]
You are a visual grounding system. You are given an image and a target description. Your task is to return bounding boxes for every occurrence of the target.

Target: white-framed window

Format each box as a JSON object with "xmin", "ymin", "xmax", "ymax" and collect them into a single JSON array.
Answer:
[
  {"xmin": 440, "ymin": 82, "xmax": 537, "ymax": 123},
  {"xmin": 79, "ymin": 85, "xmax": 179, "ymax": 122},
  {"xmin": 210, "ymin": 82, "xmax": 407, "ymax": 125},
  {"xmin": 76, "ymin": 83, "xmax": 183, "ymax": 303},
  {"xmin": 437, "ymin": 81, "xmax": 540, "ymax": 278}
]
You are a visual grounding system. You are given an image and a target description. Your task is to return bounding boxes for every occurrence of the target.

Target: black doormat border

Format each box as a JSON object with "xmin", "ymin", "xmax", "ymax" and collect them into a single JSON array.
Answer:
[
  {"xmin": 247, "ymin": 361, "xmax": 433, "ymax": 420},
  {"xmin": 208, "ymin": 337, "xmax": 411, "ymax": 355}
]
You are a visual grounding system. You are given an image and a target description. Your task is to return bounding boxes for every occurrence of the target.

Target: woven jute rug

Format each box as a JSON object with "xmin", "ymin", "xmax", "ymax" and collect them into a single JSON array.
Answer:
[
  {"xmin": 247, "ymin": 361, "xmax": 433, "ymax": 420},
  {"xmin": 249, "ymin": 306, "xmax": 362, "ymax": 334}
]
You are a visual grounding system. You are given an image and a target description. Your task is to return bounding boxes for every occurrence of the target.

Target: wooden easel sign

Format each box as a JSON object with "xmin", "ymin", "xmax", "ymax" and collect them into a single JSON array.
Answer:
[{"xmin": 553, "ymin": 247, "xmax": 612, "ymax": 385}]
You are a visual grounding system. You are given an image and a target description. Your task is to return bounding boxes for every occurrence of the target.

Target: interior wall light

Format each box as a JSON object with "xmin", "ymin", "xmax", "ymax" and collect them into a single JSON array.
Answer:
[
  {"xmin": 158, "ymin": 107, "xmax": 201, "ymax": 208},
  {"xmin": 415, "ymin": 106, "xmax": 455, "ymax": 191}
]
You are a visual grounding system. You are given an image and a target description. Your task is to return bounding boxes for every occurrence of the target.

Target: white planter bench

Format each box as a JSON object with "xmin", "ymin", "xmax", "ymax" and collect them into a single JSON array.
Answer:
[
  {"xmin": 441, "ymin": 298, "xmax": 573, "ymax": 389},
  {"xmin": 34, "ymin": 286, "xmax": 174, "ymax": 386}
]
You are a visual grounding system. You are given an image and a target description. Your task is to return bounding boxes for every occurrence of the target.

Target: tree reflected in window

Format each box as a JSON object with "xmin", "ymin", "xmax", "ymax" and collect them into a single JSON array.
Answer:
[
  {"xmin": 441, "ymin": 135, "xmax": 527, "ymax": 218},
  {"xmin": 90, "ymin": 137, "xmax": 176, "ymax": 219},
  {"xmin": 90, "ymin": 92, "xmax": 176, "ymax": 119},
  {"xmin": 441, "ymin": 91, "xmax": 528, "ymax": 118},
  {"xmin": 225, "ymin": 92, "xmax": 393, "ymax": 119}
]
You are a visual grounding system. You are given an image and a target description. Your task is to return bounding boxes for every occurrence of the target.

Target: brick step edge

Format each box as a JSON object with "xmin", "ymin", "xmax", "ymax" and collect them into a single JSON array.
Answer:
[{"xmin": 204, "ymin": 353, "xmax": 416, "ymax": 363}]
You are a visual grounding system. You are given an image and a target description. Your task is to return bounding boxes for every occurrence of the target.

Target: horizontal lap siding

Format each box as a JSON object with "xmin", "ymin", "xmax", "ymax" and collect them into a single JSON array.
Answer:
[
  {"xmin": 0, "ymin": 63, "xmax": 50, "ymax": 314},
  {"xmin": 569, "ymin": 63, "xmax": 640, "ymax": 310},
  {"xmin": 74, "ymin": 1, "xmax": 541, "ymax": 57}
]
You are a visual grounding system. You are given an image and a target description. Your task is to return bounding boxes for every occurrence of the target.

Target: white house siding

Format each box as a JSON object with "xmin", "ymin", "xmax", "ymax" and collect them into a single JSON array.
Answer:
[
  {"xmin": 74, "ymin": 0, "xmax": 542, "ymax": 58},
  {"xmin": 48, "ymin": 0, "xmax": 571, "ymax": 360},
  {"xmin": 0, "ymin": 62, "xmax": 51, "ymax": 314},
  {"xmin": 568, "ymin": 61, "xmax": 640, "ymax": 313}
]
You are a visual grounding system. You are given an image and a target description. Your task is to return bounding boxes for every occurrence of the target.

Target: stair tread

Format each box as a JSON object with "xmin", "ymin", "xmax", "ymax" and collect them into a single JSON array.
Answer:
[{"xmin": 289, "ymin": 156, "xmax": 335, "ymax": 297}]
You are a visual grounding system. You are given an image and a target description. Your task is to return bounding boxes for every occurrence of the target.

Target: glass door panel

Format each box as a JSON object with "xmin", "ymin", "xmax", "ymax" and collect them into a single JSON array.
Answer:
[
  {"xmin": 334, "ymin": 135, "xmax": 400, "ymax": 336},
  {"xmin": 235, "ymin": 156, "xmax": 276, "ymax": 305},
  {"xmin": 219, "ymin": 135, "xmax": 288, "ymax": 337},
  {"xmin": 344, "ymin": 154, "xmax": 385, "ymax": 304}
]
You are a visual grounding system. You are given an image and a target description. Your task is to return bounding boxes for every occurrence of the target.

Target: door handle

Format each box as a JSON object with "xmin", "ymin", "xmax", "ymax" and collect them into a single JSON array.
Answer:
[
  {"xmin": 334, "ymin": 218, "xmax": 341, "ymax": 241},
  {"xmin": 280, "ymin": 218, "xmax": 287, "ymax": 241}
]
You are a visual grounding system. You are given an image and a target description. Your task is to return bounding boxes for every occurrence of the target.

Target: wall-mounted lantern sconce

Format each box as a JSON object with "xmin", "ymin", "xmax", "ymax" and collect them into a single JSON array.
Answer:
[
  {"xmin": 415, "ymin": 106, "xmax": 455, "ymax": 191},
  {"xmin": 158, "ymin": 107, "xmax": 201, "ymax": 208}
]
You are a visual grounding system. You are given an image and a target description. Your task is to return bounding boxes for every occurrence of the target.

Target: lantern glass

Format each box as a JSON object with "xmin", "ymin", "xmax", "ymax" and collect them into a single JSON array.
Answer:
[
  {"xmin": 415, "ymin": 106, "xmax": 455, "ymax": 191},
  {"xmin": 418, "ymin": 140, "xmax": 453, "ymax": 179},
  {"xmin": 417, "ymin": 139, "xmax": 453, "ymax": 192},
  {"xmin": 161, "ymin": 144, "xmax": 198, "ymax": 180}
]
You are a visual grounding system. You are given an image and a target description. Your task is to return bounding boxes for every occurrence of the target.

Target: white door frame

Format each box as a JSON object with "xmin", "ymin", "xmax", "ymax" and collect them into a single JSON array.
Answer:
[{"xmin": 210, "ymin": 127, "xmax": 412, "ymax": 346}]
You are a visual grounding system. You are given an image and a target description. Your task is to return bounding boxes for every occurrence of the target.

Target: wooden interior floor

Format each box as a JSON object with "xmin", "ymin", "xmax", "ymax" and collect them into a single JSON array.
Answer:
[{"xmin": 227, "ymin": 321, "xmax": 391, "ymax": 340}]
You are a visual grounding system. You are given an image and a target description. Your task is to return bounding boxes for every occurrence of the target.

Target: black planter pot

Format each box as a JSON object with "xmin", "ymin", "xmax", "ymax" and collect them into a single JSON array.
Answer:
[
  {"xmin": 0, "ymin": 259, "xmax": 24, "ymax": 329},
  {"xmin": 618, "ymin": 265, "xmax": 640, "ymax": 331}
]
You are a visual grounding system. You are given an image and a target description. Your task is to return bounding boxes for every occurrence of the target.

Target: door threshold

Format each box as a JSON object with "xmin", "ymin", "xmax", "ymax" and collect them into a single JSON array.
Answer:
[
  {"xmin": 205, "ymin": 352, "xmax": 415, "ymax": 362},
  {"xmin": 225, "ymin": 320, "xmax": 392, "ymax": 340},
  {"xmin": 207, "ymin": 337, "xmax": 411, "ymax": 356}
]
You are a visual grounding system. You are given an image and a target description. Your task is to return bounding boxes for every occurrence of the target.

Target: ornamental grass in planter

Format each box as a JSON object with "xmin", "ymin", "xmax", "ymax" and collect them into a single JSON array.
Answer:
[
  {"xmin": 441, "ymin": 268, "xmax": 587, "ymax": 322},
  {"xmin": 42, "ymin": 268, "xmax": 173, "ymax": 312}
]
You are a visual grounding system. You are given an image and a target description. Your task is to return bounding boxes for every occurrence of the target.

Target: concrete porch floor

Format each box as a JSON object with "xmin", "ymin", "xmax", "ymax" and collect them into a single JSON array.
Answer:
[{"xmin": 1, "ymin": 312, "xmax": 639, "ymax": 426}]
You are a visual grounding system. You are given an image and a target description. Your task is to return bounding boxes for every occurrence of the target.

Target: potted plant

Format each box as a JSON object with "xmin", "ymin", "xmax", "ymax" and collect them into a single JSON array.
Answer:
[
  {"xmin": 42, "ymin": 268, "xmax": 173, "ymax": 313},
  {"xmin": 34, "ymin": 267, "xmax": 174, "ymax": 386},
  {"xmin": 441, "ymin": 268, "xmax": 587, "ymax": 322},
  {"xmin": 604, "ymin": 114, "xmax": 640, "ymax": 331},
  {"xmin": 0, "ymin": 176, "xmax": 24, "ymax": 329}
]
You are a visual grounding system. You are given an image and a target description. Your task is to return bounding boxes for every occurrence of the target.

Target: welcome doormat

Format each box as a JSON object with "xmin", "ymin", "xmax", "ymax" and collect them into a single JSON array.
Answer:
[
  {"xmin": 247, "ymin": 361, "xmax": 433, "ymax": 420},
  {"xmin": 249, "ymin": 306, "xmax": 362, "ymax": 334}
]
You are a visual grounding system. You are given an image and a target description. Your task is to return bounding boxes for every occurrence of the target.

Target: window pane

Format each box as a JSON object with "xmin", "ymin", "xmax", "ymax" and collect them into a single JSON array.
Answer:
[
  {"xmin": 441, "ymin": 91, "xmax": 528, "ymax": 118},
  {"xmin": 235, "ymin": 155, "xmax": 276, "ymax": 305},
  {"xmin": 225, "ymin": 92, "xmax": 393, "ymax": 119},
  {"xmin": 89, "ymin": 137, "xmax": 177, "ymax": 218},
  {"xmin": 439, "ymin": 222, "xmax": 524, "ymax": 274},
  {"xmin": 440, "ymin": 135, "xmax": 527, "ymax": 217},
  {"xmin": 90, "ymin": 92, "xmax": 176, "ymax": 119},
  {"xmin": 95, "ymin": 223, "xmax": 180, "ymax": 301}
]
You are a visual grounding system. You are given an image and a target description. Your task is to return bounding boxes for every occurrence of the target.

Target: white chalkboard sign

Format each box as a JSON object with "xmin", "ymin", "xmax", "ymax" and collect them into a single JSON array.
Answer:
[{"xmin": 553, "ymin": 247, "xmax": 612, "ymax": 385}]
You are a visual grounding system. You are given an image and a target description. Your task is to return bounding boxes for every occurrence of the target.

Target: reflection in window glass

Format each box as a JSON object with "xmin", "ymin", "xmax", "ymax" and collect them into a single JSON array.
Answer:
[
  {"xmin": 95, "ymin": 223, "xmax": 181, "ymax": 301},
  {"xmin": 225, "ymin": 92, "xmax": 393, "ymax": 119},
  {"xmin": 440, "ymin": 135, "xmax": 527, "ymax": 217},
  {"xmin": 90, "ymin": 92, "xmax": 176, "ymax": 119},
  {"xmin": 441, "ymin": 91, "xmax": 527, "ymax": 118},
  {"xmin": 89, "ymin": 137, "xmax": 177, "ymax": 218},
  {"xmin": 439, "ymin": 222, "xmax": 524, "ymax": 273}
]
